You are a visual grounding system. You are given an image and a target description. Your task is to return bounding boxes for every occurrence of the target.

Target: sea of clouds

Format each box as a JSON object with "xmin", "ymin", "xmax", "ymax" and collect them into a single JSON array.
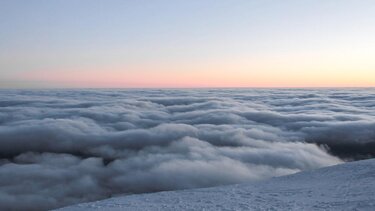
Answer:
[{"xmin": 0, "ymin": 88, "xmax": 374, "ymax": 210}]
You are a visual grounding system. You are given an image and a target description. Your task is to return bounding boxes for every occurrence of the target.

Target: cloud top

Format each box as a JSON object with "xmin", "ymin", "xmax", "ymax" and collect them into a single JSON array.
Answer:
[{"xmin": 1, "ymin": 88, "xmax": 374, "ymax": 210}]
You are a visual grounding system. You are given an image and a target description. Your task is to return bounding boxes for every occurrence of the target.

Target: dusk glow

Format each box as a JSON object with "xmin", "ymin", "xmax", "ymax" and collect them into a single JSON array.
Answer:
[
  {"xmin": 1, "ymin": 2, "xmax": 375, "ymax": 210},
  {"xmin": 1, "ymin": 0, "xmax": 375, "ymax": 88}
]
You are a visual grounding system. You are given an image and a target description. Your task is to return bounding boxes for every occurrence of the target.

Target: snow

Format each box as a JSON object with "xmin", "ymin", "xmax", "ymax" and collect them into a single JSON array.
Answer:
[{"xmin": 57, "ymin": 159, "xmax": 375, "ymax": 211}]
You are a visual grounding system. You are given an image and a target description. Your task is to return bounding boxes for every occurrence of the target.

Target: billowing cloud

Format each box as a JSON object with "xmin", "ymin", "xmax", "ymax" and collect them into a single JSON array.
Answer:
[{"xmin": 0, "ymin": 88, "xmax": 374, "ymax": 210}]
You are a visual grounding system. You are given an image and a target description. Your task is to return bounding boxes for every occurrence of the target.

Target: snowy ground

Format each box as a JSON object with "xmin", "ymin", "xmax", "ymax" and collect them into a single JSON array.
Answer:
[{"xmin": 57, "ymin": 158, "xmax": 375, "ymax": 211}]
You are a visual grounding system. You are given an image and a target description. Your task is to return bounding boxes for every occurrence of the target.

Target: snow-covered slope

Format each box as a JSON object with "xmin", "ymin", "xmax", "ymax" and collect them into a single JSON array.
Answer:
[{"xmin": 57, "ymin": 159, "xmax": 375, "ymax": 211}]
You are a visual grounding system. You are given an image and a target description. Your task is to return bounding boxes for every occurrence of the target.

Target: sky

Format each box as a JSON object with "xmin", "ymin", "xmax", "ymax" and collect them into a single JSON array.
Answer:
[{"xmin": 0, "ymin": 0, "xmax": 374, "ymax": 88}]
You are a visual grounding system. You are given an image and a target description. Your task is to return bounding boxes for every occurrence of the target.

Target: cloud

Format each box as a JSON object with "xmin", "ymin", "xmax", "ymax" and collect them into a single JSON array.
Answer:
[{"xmin": 0, "ymin": 88, "xmax": 374, "ymax": 210}]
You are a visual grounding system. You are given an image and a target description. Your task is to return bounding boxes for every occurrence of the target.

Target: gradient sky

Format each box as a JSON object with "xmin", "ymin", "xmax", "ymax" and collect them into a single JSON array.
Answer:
[{"xmin": 1, "ymin": 0, "xmax": 375, "ymax": 88}]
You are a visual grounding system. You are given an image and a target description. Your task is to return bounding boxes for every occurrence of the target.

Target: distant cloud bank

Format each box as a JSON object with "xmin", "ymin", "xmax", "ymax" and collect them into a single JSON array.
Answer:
[{"xmin": 0, "ymin": 88, "xmax": 374, "ymax": 210}]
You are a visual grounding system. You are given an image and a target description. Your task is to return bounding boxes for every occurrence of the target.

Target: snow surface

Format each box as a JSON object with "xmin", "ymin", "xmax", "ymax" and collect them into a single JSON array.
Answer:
[{"xmin": 57, "ymin": 158, "xmax": 375, "ymax": 211}]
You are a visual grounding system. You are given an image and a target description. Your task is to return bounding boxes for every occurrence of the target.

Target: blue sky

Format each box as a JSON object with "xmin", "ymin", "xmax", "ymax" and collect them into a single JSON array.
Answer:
[{"xmin": 1, "ymin": 0, "xmax": 375, "ymax": 88}]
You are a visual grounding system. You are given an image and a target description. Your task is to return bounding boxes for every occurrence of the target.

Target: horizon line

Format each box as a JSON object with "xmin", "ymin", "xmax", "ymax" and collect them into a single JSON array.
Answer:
[{"xmin": 1, "ymin": 86, "xmax": 374, "ymax": 90}]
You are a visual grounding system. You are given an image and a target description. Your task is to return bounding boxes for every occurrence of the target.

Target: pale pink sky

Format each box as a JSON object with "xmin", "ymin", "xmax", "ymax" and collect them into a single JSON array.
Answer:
[{"xmin": 1, "ymin": 1, "xmax": 375, "ymax": 88}]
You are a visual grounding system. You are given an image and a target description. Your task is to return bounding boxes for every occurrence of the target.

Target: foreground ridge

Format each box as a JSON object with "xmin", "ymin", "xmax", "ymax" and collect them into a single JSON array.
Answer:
[{"xmin": 58, "ymin": 158, "xmax": 375, "ymax": 211}]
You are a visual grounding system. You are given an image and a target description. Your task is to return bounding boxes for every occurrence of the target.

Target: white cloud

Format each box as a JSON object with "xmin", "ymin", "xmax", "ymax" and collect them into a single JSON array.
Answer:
[{"xmin": 0, "ymin": 88, "xmax": 374, "ymax": 210}]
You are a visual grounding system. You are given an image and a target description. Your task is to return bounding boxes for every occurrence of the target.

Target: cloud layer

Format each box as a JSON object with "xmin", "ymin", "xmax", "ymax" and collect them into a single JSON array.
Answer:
[{"xmin": 0, "ymin": 88, "xmax": 374, "ymax": 210}]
